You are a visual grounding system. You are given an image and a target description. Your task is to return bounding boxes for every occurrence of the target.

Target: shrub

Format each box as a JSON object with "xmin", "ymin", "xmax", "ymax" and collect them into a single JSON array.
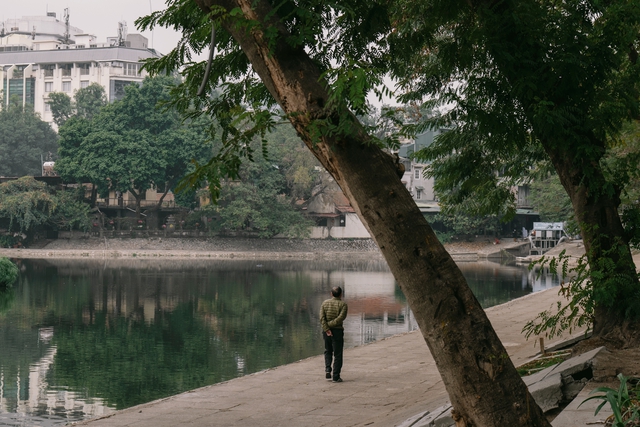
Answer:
[{"xmin": 0, "ymin": 257, "xmax": 18, "ymax": 288}]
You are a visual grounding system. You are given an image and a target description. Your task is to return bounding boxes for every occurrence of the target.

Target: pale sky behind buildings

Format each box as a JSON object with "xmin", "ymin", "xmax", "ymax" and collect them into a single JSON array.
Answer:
[{"xmin": 2, "ymin": 1, "xmax": 183, "ymax": 56}]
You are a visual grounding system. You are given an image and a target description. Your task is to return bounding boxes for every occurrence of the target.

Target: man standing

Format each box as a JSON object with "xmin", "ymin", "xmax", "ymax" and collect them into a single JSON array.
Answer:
[{"xmin": 320, "ymin": 286, "xmax": 348, "ymax": 382}]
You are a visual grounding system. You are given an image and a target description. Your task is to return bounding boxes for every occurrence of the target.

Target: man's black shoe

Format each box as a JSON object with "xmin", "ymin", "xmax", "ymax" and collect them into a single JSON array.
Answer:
[
  {"xmin": 332, "ymin": 378, "xmax": 343, "ymax": 383},
  {"xmin": 326, "ymin": 372, "xmax": 331, "ymax": 379}
]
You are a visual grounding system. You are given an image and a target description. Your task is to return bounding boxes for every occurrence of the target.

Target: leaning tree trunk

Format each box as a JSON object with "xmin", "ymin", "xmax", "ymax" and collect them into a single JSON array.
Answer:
[
  {"xmin": 545, "ymin": 143, "xmax": 640, "ymax": 346},
  {"xmin": 195, "ymin": 1, "xmax": 551, "ymax": 425}
]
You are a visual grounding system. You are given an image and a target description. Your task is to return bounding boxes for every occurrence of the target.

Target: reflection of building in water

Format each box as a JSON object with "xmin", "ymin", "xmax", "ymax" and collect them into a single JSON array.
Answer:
[
  {"xmin": 299, "ymin": 268, "xmax": 417, "ymax": 346},
  {"xmin": 340, "ymin": 271, "xmax": 417, "ymax": 347},
  {"xmin": 528, "ymin": 265, "xmax": 562, "ymax": 292},
  {"xmin": 345, "ymin": 298, "xmax": 417, "ymax": 347},
  {"xmin": 0, "ymin": 331, "xmax": 114, "ymax": 422}
]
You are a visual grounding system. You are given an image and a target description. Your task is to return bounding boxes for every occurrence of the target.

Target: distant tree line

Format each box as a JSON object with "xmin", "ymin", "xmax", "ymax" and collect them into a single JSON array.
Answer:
[{"xmin": 0, "ymin": 77, "xmax": 323, "ymax": 244}]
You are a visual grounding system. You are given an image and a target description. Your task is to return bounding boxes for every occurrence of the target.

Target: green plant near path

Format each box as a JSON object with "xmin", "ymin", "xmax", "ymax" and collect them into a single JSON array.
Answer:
[
  {"xmin": 523, "ymin": 250, "xmax": 596, "ymax": 340},
  {"xmin": 523, "ymin": 238, "xmax": 640, "ymax": 342},
  {"xmin": 579, "ymin": 373, "xmax": 640, "ymax": 427},
  {"xmin": 0, "ymin": 257, "xmax": 19, "ymax": 289},
  {"xmin": 516, "ymin": 351, "xmax": 571, "ymax": 377}
]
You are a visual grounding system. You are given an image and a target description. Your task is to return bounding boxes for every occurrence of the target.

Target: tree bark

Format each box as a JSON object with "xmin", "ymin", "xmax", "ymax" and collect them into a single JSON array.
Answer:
[
  {"xmin": 155, "ymin": 182, "xmax": 171, "ymax": 211},
  {"xmin": 477, "ymin": 0, "xmax": 640, "ymax": 346},
  {"xmin": 130, "ymin": 189, "xmax": 143, "ymax": 219},
  {"xmin": 90, "ymin": 184, "xmax": 98, "ymax": 208},
  {"xmin": 194, "ymin": 1, "xmax": 551, "ymax": 425},
  {"xmin": 544, "ymin": 142, "xmax": 640, "ymax": 346}
]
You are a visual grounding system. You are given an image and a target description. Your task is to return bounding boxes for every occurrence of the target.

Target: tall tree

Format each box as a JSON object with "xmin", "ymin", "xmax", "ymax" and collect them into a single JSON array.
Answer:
[
  {"xmin": 265, "ymin": 124, "xmax": 322, "ymax": 201},
  {"xmin": 390, "ymin": 0, "xmax": 640, "ymax": 344},
  {"xmin": 47, "ymin": 92, "xmax": 73, "ymax": 127},
  {"xmin": 212, "ymin": 151, "xmax": 313, "ymax": 237},
  {"xmin": 138, "ymin": 2, "xmax": 551, "ymax": 426},
  {"xmin": 48, "ymin": 83, "xmax": 108, "ymax": 127},
  {"xmin": 0, "ymin": 100, "xmax": 58, "ymax": 176},
  {"xmin": 55, "ymin": 76, "xmax": 213, "ymax": 216},
  {"xmin": 74, "ymin": 83, "xmax": 108, "ymax": 120}
]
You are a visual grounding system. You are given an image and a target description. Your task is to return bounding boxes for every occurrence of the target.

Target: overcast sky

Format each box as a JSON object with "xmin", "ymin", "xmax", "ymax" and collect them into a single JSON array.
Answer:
[
  {"xmin": 2, "ymin": 1, "xmax": 183, "ymax": 56},
  {"xmin": 3, "ymin": 2, "xmax": 395, "ymax": 106}
]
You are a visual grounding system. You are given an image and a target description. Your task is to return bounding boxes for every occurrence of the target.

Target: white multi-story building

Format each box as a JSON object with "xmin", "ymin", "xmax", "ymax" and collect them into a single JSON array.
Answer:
[
  {"xmin": 0, "ymin": 13, "xmax": 159, "ymax": 125},
  {"xmin": 398, "ymin": 128, "xmax": 441, "ymax": 203}
]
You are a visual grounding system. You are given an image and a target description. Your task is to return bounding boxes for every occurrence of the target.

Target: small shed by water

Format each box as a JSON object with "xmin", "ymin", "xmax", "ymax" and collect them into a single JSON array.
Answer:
[{"xmin": 529, "ymin": 222, "xmax": 567, "ymax": 255}]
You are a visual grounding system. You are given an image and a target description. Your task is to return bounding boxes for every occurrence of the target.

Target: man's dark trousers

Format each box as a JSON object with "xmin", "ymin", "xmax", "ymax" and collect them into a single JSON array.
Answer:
[{"xmin": 323, "ymin": 328, "xmax": 344, "ymax": 380}]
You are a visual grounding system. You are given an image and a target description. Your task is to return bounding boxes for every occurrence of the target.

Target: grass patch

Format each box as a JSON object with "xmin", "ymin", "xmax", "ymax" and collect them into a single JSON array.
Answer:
[{"xmin": 517, "ymin": 351, "xmax": 572, "ymax": 376}]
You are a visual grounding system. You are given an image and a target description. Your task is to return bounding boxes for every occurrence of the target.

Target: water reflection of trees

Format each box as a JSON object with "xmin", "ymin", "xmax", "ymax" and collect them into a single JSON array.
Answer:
[
  {"xmin": 38, "ymin": 257, "xmax": 392, "ymax": 273},
  {"xmin": 6, "ymin": 260, "xmax": 329, "ymax": 410},
  {"xmin": 0, "ymin": 258, "xmax": 559, "ymax": 424},
  {"xmin": 456, "ymin": 261, "xmax": 560, "ymax": 308},
  {"xmin": 0, "ymin": 286, "xmax": 15, "ymax": 316}
]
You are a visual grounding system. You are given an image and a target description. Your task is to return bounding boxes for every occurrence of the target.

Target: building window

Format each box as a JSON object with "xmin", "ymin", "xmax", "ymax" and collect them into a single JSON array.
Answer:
[
  {"xmin": 6, "ymin": 78, "xmax": 35, "ymax": 106},
  {"xmin": 414, "ymin": 168, "xmax": 421, "ymax": 180},
  {"xmin": 80, "ymin": 81, "xmax": 90, "ymax": 89},
  {"xmin": 517, "ymin": 185, "xmax": 530, "ymax": 207},
  {"xmin": 45, "ymin": 82, "xmax": 53, "ymax": 92},
  {"xmin": 315, "ymin": 217, "xmax": 328, "ymax": 227},
  {"xmin": 416, "ymin": 189, "xmax": 422, "ymax": 200},
  {"xmin": 45, "ymin": 103, "xmax": 51, "ymax": 112},
  {"xmin": 124, "ymin": 63, "xmax": 141, "ymax": 76},
  {"xmin": 62, "ymin": 81, "xmax": 71, "ymax": 92},
  {"xmin": 78, "ymin": 63, "xmax": 91, "ymax": 75}
]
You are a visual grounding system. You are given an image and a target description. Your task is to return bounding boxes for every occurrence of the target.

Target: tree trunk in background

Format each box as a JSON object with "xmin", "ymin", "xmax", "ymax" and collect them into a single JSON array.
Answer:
[
  {"xmin": 194, "ymin": 1, "xmax": 552, "ymax": 425},
  {"xmin": 478, "ymin": 0, "xmax": 640, "ymax": 347},
  {"xmin": 545, "ymin": 143, "xmax": 640, "ymax": 346},
  {"xmin": 90, "ymin": 185, "xmax": 98, "ymax": 208},
  {"xmin": 130, "ymin": 190, "xmax": 143, "ymax": 220}
]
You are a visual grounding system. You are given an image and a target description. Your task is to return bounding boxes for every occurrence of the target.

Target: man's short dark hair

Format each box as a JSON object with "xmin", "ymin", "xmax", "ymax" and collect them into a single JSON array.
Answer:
[{"xmin": 331, "ymin": 286, "xmax": 343, "ymax": 298}]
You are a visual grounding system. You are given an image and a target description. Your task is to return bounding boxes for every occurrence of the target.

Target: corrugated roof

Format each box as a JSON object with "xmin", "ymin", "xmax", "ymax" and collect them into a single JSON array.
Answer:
[{"xmin": 0, "ymin": 46, "xmax": 159, "ymax": 65}]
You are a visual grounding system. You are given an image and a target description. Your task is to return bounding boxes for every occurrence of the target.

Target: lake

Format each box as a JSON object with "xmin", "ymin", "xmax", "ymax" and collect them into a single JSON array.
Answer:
[{"xmin": 0, "ymin": 258, "xmax": 559, "ymax": 426}]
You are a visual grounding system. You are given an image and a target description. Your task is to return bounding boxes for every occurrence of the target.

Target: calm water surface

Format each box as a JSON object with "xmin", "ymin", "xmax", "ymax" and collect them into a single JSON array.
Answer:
[{"xmin": 0, "ymin": 258, "xmax": 559, "ymax": 426}]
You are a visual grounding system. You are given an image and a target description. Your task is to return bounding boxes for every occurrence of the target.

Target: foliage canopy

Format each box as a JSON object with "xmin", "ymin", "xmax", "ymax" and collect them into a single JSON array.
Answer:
[
  {"xmin": 48, "ymin": 83, "xmax": 108, "ymax": 127},
  {"xmin": 0, "ymin": 177, "xmax": 91, "ymax": 236},
  {"xmin": 0, "ymin": 258, "xmax": 18, "ymax": 289},
  {"xmin": 0, "ymin": 101, "xmax": 58, "ymax": 177},
  {"xmin": 55, "ymin": 76, "xmax": 214, "ymax": 214}
]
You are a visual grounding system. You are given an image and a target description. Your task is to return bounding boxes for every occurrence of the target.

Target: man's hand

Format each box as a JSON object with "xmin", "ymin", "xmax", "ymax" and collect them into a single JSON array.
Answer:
[{"xmin": 326, "ymin": 330, "xmax": 332, "ymax": 337}]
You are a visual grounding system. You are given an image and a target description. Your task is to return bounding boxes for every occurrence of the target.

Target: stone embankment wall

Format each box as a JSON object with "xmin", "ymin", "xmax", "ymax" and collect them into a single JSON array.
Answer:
[{"xmin": 3, "ymin": 236, "xmax": 530, "ymax": 260}]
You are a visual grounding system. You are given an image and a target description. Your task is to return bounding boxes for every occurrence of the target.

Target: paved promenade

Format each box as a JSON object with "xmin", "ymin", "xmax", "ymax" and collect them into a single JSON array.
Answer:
[{"xmin": 75, "ymin": 287, "xmax": 579, "ymax": 427}]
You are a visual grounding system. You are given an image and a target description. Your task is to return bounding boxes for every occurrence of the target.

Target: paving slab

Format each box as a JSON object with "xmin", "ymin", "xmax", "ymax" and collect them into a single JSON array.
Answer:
[
  {"xmin": 551, "ymin": 383, "xmax": 614, "ymax": 427},
  {"xmin": 73, "ymin": 287, "xmax": 585, "ymax": 427},
  {"xmin": 523, "ymin": 347, "xmax": 605, "ymax": 414}
]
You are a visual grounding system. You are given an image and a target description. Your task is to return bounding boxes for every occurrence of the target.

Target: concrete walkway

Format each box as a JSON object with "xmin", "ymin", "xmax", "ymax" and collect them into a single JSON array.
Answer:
[{"xmin": 75, "ymin": 287, "xmax": 586, "ymax": 427}]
